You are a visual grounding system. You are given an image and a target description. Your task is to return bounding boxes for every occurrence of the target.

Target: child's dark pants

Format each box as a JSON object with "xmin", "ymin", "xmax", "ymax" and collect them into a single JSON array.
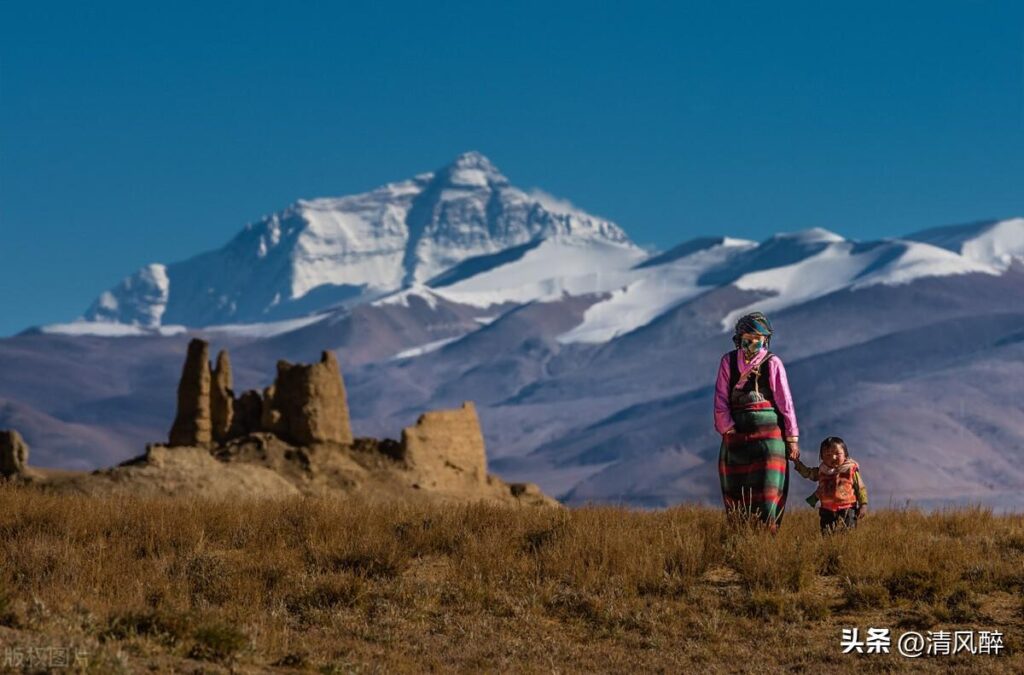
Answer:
[{"xmin": 819, "ymin": 507, "xmax": 857, "ymax": 533}]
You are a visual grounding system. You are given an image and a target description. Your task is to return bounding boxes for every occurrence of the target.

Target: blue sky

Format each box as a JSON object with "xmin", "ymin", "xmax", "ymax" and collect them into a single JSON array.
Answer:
[{"xmin": 2, "ymin": 1, "xmax": 1023, "ymax": 335}]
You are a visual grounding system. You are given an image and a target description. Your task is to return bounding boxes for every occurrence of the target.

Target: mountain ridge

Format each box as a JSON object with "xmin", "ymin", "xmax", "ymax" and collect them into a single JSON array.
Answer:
[
  {"xmin": 80, "ymin": 152, "xmax": 633, "ymax": 329},
  {"xmin": 65, "ymin": 152, "xmax": 1024, "ymax": 342}
]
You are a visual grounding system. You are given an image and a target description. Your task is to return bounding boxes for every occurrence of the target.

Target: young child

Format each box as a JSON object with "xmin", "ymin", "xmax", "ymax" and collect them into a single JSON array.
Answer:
[{"xmin": 793, "ymin": 436, "xmax": 868, "ymax": 533}]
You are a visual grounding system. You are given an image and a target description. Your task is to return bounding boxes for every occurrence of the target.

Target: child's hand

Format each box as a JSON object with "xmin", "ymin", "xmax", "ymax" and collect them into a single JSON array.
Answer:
[{"xmin": 858, "ymin": 505, "xmax": 868, "ymax": 520}]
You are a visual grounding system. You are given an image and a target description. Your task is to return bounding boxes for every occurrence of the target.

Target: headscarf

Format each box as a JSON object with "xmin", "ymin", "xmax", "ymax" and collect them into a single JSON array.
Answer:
[
  {"xmin": 731, "ymin": 312, "xmax": 773, "ymax": 391},
  {"xmin": 732, "ymin": 312, "xmax": 774, "ymax": 349}
]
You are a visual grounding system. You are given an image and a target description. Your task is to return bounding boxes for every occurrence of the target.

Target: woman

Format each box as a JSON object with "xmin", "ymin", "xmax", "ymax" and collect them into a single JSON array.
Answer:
[{"xmin": 714, "ymin": 312, "xmax": 800, "ymax": 532}]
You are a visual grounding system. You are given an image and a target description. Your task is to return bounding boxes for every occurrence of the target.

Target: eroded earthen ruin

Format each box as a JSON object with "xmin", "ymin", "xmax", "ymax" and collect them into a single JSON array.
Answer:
[
  {"xmin": 0, "ymin": 429, "xmax": 29, "ymax": 478},
  {"xmin": 3, "ymin": 339, "xmax": 553, "ymax": 506},
  {"xmin": 155, "ymin": 339, "xmax": 546, "ymax": 503},
  {"xmin": 168, "ymin": 340, "xmax": 355, "ymax": 448}
]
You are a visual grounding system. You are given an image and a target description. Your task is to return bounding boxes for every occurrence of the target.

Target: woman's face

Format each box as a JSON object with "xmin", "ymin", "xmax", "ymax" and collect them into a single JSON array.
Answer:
[
  {"xmin": 821, "ymin": 444, "xmax": 845, "ymax": 468},
  {"xmin": 740, "ymin": 332, "xmax": 765, "ymax": 353}
]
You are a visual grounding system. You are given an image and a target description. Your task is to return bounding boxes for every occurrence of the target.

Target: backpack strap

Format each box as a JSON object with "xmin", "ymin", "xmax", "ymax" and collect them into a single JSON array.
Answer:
[{"xmin": 728, "ymin": 349, "xmax": 740, "ymax": 390}]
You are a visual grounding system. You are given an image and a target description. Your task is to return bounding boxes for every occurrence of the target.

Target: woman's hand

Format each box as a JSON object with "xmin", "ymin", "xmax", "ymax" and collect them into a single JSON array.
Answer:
[{"xmin": 785, "ymin": 440, "xmax": 800, "ymax": 461}]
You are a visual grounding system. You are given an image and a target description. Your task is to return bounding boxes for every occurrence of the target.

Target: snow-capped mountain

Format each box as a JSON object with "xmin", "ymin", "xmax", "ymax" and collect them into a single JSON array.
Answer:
[
  {"xmin": 14, "ymin": 152, "xmax": 1024, "ymax": 509},
  {"xmin": 717, "ymin": 229, "xmax": 1000, "ymax": 330},
  {"xmin": 69, "ymin": 149, "xmax": 1024, "ymax": 348},
  {"xmin": 83, "ymin": 152, "xmax": 633, "ymax": 328},
  {"xmin": 908, "ymin": 217, "xmax": 1024, "ymax": 270}
]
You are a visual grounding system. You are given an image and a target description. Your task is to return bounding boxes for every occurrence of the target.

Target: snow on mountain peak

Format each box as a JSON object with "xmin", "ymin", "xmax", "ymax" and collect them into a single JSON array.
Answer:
[
  {"xmin": 962, "ymin": 218, "xmax": 1024, "ymax": 269},
  {"xmin": 398, "ymin": 153, "xmax": 632, "ymax": 286},
  {"xmin": 81, "ymin": 152, "xmax": 632, "ymax": 328},
  {"xmin": 908, "ymin": 217, "xmax": 1024, "ymax": 271},
  {"xmin": 440, "ymin": 151, "xmax": 508, "ymax": 188},
  {"xmin": 634, "ymin": 236, "xmax": 757, "ymax": 270},
  {"xmin": 720, "ymin": 236, "xmax": 1001, "ymax": 330},
  {"xmin": 84, "ymin": 263, "xmax": 170, "ymax": 327},
  {"xmin": 772, "ymin": 227, "xmax": 846, "ymax": 244},
  {"xmin": 72, "ymin": 149, "xmax": 1021, "ymax": 340}
]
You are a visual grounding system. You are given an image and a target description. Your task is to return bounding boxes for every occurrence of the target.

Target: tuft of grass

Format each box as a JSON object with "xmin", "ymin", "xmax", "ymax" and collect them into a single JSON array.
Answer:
[
  {"xmin": 100, "ymin": 609, "xmax": 190, "ymax": 646},
  {"xmin": 741, "ymin": 589, "xmax": 831, "ymax": 621},
  {"xmin": 842, "ymin": 579, "xmax": 889, "ymax": 611},
  {"xmin": 896, "ymin": 604, "xmax": 941, "ymax": 630},
  {"xmin": 885, "ymin": 568, "xmax": 944, "ymax": 603},
  {"xmin": 181, "ymin": 551, "xmax": 234, "ymax": 607},
  {"xmin": 188, "ymin": 620, "xmax": 248, "ymax": 662},
  {"xmin": 941, "ymin": 584, "xmax": 981, "ymax": 622},
  {"xmin": 0, "ymin": 584, "xmax": 18, "ymax": 628}
]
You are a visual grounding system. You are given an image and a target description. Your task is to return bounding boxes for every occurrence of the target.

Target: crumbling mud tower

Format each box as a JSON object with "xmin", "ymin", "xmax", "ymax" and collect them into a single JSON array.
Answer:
[
  {"xmin": 261, "ymin": 352, "xmax": 354, "ymax": 445},
  {"xmin": 157, "ymin": 339, "xmax": 553, "ymax": 504},
  {"xmin": 168, "ymin": 339, "xmax": 354, "ymax": 448},
  {"xmin": 210, "ymin": 350, "xmax": 234, "ymax": 444},
  {"xmin": 400, "ymin": 402, "xmax": 487, "ymax": 490},
  {"xmin": 0, "ymin": 429, "xmax": 29, "ymax": 478},
  {"xmin": 0, "ymin": 337, "xmax": 558, "ymax": 505},
  {"xmin": 168, "ymin": 339, "xmax": 214, "ymax": 447}
]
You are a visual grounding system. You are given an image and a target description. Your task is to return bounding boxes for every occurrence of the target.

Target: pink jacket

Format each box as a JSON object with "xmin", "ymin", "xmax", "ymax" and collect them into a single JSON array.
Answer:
[{"xmin": 713, "ymin": 348, "xmax": 800, "ymax": 439}]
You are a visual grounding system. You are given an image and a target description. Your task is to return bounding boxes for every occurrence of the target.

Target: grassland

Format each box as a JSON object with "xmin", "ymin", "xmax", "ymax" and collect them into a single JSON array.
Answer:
[{"xmin": 0, "ymin": 485, "xmax": 1021, "ymax": 673}]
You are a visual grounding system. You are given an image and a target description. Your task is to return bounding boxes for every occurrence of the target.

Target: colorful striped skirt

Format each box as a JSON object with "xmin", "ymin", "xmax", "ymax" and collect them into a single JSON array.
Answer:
[{"xmin": 717, "ymin": 400, "xmax": 789, "ymax": 532}]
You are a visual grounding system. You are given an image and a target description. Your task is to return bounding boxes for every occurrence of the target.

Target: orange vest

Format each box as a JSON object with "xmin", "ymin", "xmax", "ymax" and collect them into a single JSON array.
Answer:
[{"xmin": 818, "ymin": 461, "xmax": 858, "ymax": 510}]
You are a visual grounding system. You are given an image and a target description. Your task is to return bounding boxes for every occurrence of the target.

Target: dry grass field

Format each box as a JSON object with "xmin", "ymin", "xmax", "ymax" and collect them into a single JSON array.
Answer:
[{"xmin": 0, "ymin": 485, "xmax": 1021, "ymax": 673}]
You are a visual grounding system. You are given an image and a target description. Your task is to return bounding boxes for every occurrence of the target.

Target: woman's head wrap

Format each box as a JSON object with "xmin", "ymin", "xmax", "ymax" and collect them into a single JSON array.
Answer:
[{"xmin": 732, "ymin": 312, "xmax": 773, "ymax": 348}]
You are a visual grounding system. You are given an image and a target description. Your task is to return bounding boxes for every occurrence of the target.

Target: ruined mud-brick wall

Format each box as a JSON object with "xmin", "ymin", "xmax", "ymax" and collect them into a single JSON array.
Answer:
[
  {"xmin": 166, "ymin": 340, "xmax": 490, "ymax": 492},
  {"xmin": 261, "ymin": 352, "xmax": 354, "ymax": 446},
  {"xmin": 0, "ymin": 429, "xmax": 29, "ymax": 477},
  {"xmin": 400, "ymin": 402, "xmax": 488, "ymax": 489},
  {"xmin": 168, "ymin": 339, "xmax": 353, "ymax": 448}
]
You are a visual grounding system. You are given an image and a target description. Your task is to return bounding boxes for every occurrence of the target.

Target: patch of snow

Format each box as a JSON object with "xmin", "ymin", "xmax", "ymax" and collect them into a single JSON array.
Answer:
[
  {"xmin": 852, "ymin": 241, "xmax": 998, "ymax": 289},
  {"xmin": 907, "ymin": 217, "xmax": 1024, "ymax": 271},
  {"xmin": 961, "ymin": 218, "xmax": 1024, "ymax": 270},
  {"xmin": 448, "ymin": 168, "xmax": 490, "ymax": 188},
  {"xmin": 40, "ymin": 321, "xmax": 187, "ymax": 337},
  {"xmin": 373, "ymin": 285, "xmax": 441, "ymax": 310},
  {"xmin": 288, "ymin": 198, "xmax": 410, "ymax": 300},
  {"xmin": 558, "ymin": 239, "xmax": 752, "ymax": 344},
  {"xmin": 200, "ymin": 313, "xmax": 330, "ymax": 338},
  {"xmin": 721, "ymin": 239, "xmax": 1000, "ymax": 330},
  {"xmin": 527, "ymin": 189, "xmax": 594, "ymax": 221},
  {"xmin": 97, "ymin": 291, "xmax": 118, "ymax": 311},
  {"xmin": 391, "ymin": 336, "xmax": 463, "ymax": 360},
  {"xmin": 721, "ymin": 236, "xmax": 758, "ymax": 248},
  {"xmin": 83, "ymin": 263, "xmax": 169, "ymax": 327},
  {"xmin": 774, "ymin": 227, "xmax": 846, "ymax": 244},
  {"xmin": 436, "ymin": 238, "xmax": 647, "ymax": 309}
]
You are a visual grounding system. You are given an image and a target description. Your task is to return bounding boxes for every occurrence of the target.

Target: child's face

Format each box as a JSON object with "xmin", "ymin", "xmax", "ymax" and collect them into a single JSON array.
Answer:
[{"xmin": 821, "ymin": 444, "xmax": 845, "ymax": 468}]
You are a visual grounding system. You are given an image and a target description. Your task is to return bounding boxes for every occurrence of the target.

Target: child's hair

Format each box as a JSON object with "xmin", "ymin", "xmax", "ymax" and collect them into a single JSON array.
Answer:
[{"xmin": 819, "ymin": 436, "xmax": 848, "ymax": 461}]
